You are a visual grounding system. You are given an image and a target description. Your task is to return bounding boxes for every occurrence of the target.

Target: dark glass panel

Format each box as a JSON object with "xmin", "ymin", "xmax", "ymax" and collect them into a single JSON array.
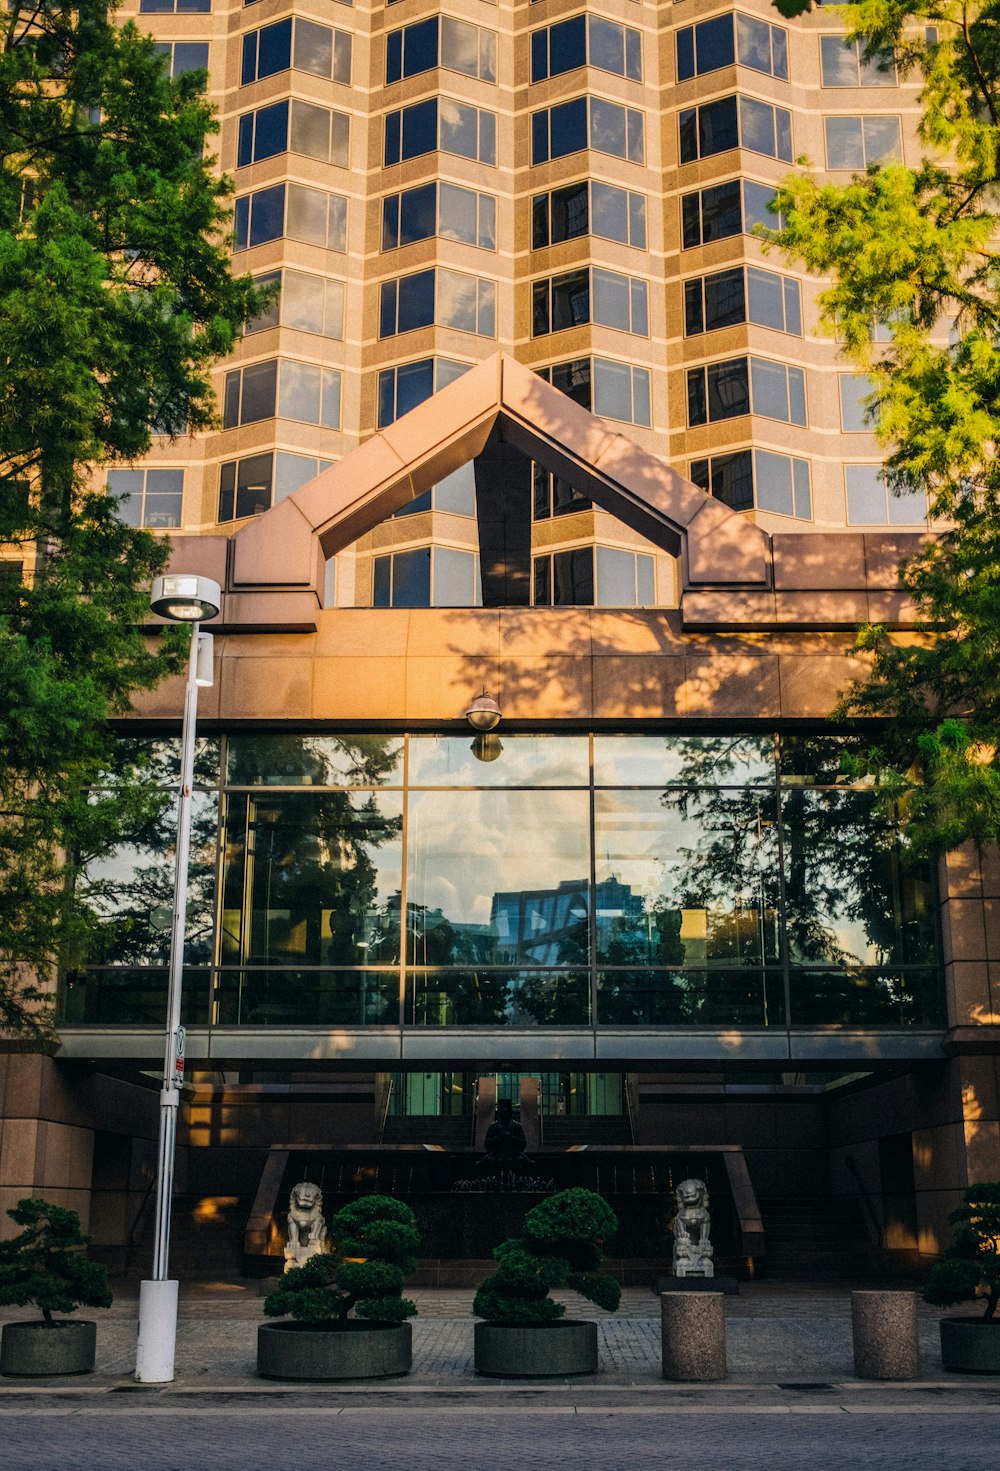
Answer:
[
  {"xmin": 704, "ymin": 267, "xmax": 746, "ymax": 330},
  {"xmin": 549, "ymin": 96, "xmax": 587, "ymax": 159},
  {"xmin": 234, "ymin": 451, "xmax": 273, "ymax": 518},
  {"xmin": 551, "ymin": 180, "xmax": 590, "ymax": 243},
  {"xmin": 406, "ymin": 971, "xmax": 590, "ymax": 1026},
  {"xmin": 696, "ymin": 14, "xmax": 735, "ymax": 73},
  {"xmin": 676, "ymin": 27, "xmax": 695, "ymax": 82},
  {"xmin": 252, "ymin": 100, "xmax": 289, "ymax": 161},
  {"xmin": 395, "ymin": 269, "xmax": 435, "ymax": 333},
  {"xmin": 707, "ymin": 357, "xmax": 750, "ymax": 420},
  {"xmin": 551, "ymin": 269, "xmax": 590, "ymax": 330},
  {"xmin": 701, "ymin": 179, "xmax": 742, "ymax": 242},
  {"xmin": 711, "ymin": 450, "xmax": 754, "ymax": 512},
  {"xmin": 256, "ymin": 18, "xmax": 292, "ymax": 80},
  {"xmin": 548, "ymin": 15, "xmax": 586, "ymax": 77},
  {"xmin": 698, "ymin": 95, "xmax": 738, "ymax": 156},
  {"xmin": 249, "ymin": 183, "xmax": 285, "ymax": 246},
  {"xmin": 60, "ymin": 969, "xmax": 210, "ymax": 1026},
  {"xmin": 403, "ymin": 16, "xmax": 438, "ymax": 77},
  {"xmin": 401, "ymin": 98, "xmax": 437, "ymax": 159},
  {"xmin": 217, "ymin": 969, "xmax": 398, "ymax": 1025},
  {"xmin": 597, "ymin": 969, "xmax": 783, "ymax": 1026},
  {"xmin": 788, "ymin": 969, "xmax": 943, "ymax": 1026}
]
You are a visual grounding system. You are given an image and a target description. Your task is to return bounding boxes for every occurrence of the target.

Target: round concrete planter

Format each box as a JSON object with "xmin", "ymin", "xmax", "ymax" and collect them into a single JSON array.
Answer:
[
  {"xmin": 257, "ymin": 1320, "xmax": 412, "ymax": 1381},
  {"xmin": 0, "ymin": 1320, "xmax": 97, "ymax": 1377},
  {"xmin": 939, "ymin": 1317, "xmax": 1000, "ymax": 1374},
  {"xmin": 474, "ymin": 1320, "xmax": 598, "ymax": 1377}
]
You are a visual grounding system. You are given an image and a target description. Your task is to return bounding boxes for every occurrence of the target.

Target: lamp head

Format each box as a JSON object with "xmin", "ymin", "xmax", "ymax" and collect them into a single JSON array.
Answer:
[
  {"xmin": 464, "ymin": 689, "xmax": 501, "ymax": 732},
  {"xmin": 150, "ymin": 574, "xmax": 222, "ymax": 623}
]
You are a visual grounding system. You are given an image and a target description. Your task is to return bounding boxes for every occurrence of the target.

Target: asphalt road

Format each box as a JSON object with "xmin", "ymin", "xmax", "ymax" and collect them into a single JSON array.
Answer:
[{"xmin": 2, "ymin": 1398, "xmax": 998, "ymax": 1471}]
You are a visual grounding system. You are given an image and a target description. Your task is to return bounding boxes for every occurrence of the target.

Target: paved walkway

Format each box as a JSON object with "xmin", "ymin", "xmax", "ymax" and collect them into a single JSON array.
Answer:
[{"xmin": 1, "ymin": 1282, "xmax": 996, "ymax": 1393}]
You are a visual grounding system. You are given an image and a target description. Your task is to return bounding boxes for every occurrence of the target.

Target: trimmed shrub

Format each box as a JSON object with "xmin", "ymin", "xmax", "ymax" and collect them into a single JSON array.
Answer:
[
  {"xmin": 924, "ymin": 1183, "xmax": 1000, "ymax": 1321},
  {"xmin": 0, "ymin": 1198, "xmax": 112, "ymax": 1324}
]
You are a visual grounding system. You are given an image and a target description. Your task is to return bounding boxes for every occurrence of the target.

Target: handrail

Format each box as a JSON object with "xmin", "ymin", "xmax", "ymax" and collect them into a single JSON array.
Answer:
[
  {"xmin": 624, "ymin": 1073, "xmax": 639, "ymax": 1145},
  {"xmin": 377, "ymin": 1075, "xmax": 393, "ymax": 1143},
  {"xmin": 845, "ymin": 1154, "xmax": 883, "ymax": 1249}
]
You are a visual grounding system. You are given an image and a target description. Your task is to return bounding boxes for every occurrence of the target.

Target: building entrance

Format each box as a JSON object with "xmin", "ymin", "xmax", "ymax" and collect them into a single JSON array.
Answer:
[{"xmin": 385, "ymin": 1070, "xmax": 623, "ymax": 1118}]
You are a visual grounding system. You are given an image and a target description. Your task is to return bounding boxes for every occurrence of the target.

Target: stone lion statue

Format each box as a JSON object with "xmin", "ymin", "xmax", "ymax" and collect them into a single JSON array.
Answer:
[
  {"xmin": 283, "ymin": 1180, "xmax": 328, "ymax": 1271},
  {"xmin": 671, "ymin": 1177, "xmax": 714, "ymax": 1278}
]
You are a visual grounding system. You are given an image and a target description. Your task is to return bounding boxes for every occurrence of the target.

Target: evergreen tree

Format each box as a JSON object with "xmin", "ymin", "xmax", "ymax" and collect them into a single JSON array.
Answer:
[
  {"xmin": 767, "ymin": 2, "xmax": 1000, "ymax": 856},
  {"xmin": 0, "ymin": 1, "xmax": 261, "ymax": 1036}
]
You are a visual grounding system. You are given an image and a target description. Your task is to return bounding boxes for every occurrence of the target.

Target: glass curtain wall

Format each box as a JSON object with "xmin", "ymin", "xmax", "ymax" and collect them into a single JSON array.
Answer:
[{"xmin": 63, "ymin": 732, "xmax": 942, "ymax": 1029}]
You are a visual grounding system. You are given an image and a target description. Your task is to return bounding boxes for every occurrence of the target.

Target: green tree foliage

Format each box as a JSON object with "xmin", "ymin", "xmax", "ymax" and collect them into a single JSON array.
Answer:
[
  {"xmin": 263, "ymin": 1197, "xmax": 420, "ymax": 1326},
  {"xmin": 473, "ymin": 1188, "xmax": 621, "ymax": 1325},
  {"xmin": 0, "ymin": 1198, "xmax": 113, "ymax": 1325},
  {"xmin": 764, "ymin": 2, "xmax": 1000, "ymax": 856},
  {"xmin": 0, "ymin": 1, "xmax": 262, "ymax": 1037},
  {"xmin": 924, "ymin": 1183, "xmax": 1000, "ymax": 1320}
]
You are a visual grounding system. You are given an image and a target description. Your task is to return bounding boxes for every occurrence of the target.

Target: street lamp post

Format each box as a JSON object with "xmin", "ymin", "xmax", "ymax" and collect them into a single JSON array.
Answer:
[{"xmin": 135, "ymin": 574, "xmax": 221, "ymax": 1384}]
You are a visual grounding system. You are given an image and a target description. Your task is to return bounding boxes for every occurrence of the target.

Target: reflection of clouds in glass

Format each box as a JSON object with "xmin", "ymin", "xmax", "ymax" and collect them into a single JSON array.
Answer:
[
  {"xmin": 408, "ymin": 790, "xmax": 589, "ymax": 925},
  {"xmin": 409, "ymin": 735, "xmax": 588, "ymax": 787}
]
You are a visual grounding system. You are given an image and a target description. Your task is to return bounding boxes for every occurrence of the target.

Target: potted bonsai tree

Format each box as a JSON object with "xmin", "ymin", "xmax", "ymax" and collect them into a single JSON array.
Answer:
[
  {"xmin": 473, "ymin": 1186, "xmax": 621, "ymax": 1376},
  {"xmin": 924, "ymin": 1182, "xmax": 1000, "ymax": 1373},
  {"xmin": 258, "ymin": 1194, "xmax": 419, "ymax": 1380},
  {"xmin": 0, "ymin": 1198, "xmax": 113, "ymax": 1377}
]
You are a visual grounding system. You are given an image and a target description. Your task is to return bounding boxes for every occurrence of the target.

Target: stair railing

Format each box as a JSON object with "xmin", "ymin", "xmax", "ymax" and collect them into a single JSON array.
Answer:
[
  {"xmin": 377, "ymin": 1075, "xmax": 393, "ymax": 1143},
  {"xmin": 845, "ymin": 1154, "xmax": 883, "ymax": 1248},
  {"xmin": 624, "ymin": 1074, "xmax": 639, "ymax": 1144}
]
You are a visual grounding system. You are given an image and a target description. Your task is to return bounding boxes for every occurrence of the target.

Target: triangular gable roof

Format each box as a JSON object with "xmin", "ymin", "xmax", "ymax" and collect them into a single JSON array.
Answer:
[{"xmin": 229, "ymin": 352, "xmax": 771, "ymax": 594}]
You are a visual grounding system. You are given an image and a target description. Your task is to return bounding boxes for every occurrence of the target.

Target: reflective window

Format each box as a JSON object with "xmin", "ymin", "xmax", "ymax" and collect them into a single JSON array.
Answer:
[
  {"xmin": 676, "ymin": 13, "xmax": 787, "ymax": 81},
  {"xmin": 679, "ymin": 95, "xmax": 792, "ymax": 164},
  {"xmin": 384, "ymin": 98, "xmax": 497, "ymax": 165},
  {"xmin": 533, "ymin": 548, "xmax": 594, "ymax": 606},
  {"xmin": 222, "ymin": 359, "xmax": 341, "ymax": 429},
  {"xmin": 532, "ymin": 96, "xmax": 644, "ymax": 164},
  {"xmin": 825, "ymin": 114, "xmax": 901, "ymax": 169},
  {"xmin": 839, "ymin": 373, "xmax": 876, "ymax": 431},
  {"xmin": 684, "ymin": 265, "xmax": 801, "ymax": 335},
  {"xmin": 532, "ymin": 180, "xmax": 646, "ymax": 250},
  {"xmin": 377, "ymin": 358, "xmax": 470, "ymax": 428},
  {"xmin": 532, "ymin": 463, "xmax": 590, "ymax": 519},
  {"xmin": 154, "ymin": 40, "xmax": 209, "ymax": 77},
  {"xmin": 533, "ymin": 544, "xmax": 655, "ymax": 606},
  {"xmin": 537, "ymin": 358, "xmax": 652, "ymax": 426},
  {"xmin": 140, "ymin": 0, "xmax": 209, "ymax": 11},
  {"xmin": 845, "ymin": 465, "xmax": 926, "ymax": 525},
  {"xmin": 218, "ymin": 452, "xmax": 273, "ymax": 521},
  {"xmin": 236, "ymin": 183, "xmax": 348, "ymax": 253},
  {"xmin": 693, "ymin": 449, "xmax": 811, "ymax": 519},
  {"xmin": 237, "ymin": 100, "xmax": 349, "ymax": 168},
  {"xmin": 531, "ymin": 15, "xmax": 641, "ymax": 83},
  {"xmin": 241, "ymin": 18, "xmax": 352, "ymax": 86},
  {"xmin": 386, "ymin": 16, "xmax": 497, "ymax": 84},
  {"xmin": 382, "ymin": 182, "xmax": 496, "ymax": 251},
  {"xmin": 246, "ymin": 269, "xmax": 345, "ymax": 339},
  {"xmin": 687, "ymin": 357, "xmax": 806, "ymax": 426},
  {"xmin": 681, "ymin": 177, "xmax": 784, "ymax": 248},
  {"xmin": 372, "ymin": 546, "xmax": 481, "ymax": 606},
  {"xmin": 820, "ymin": 35, "xmax": 897, "ymax": 86},
  {"xmin": 107, "ymin": 467, "xmax": 183, "ymax": 528},
  {"xmin": 532, "ymin": 266, "xmax": 648, "ymax": 336},
  {"xmin": 596, "ymin": 547, "xmax": 656, "ymax": 606},
  {"xmin": 379, "ymin": 268, "xmax": 496, "ymax": 338}
]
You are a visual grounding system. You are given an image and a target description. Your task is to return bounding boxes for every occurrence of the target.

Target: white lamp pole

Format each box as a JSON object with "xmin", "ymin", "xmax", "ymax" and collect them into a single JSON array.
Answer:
[{"xmin": 135, "ymin": 574, "xmax": 221, "ymax": 1384}]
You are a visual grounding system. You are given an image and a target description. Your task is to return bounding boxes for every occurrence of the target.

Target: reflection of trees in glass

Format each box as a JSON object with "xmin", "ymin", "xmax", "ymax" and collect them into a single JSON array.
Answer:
[
  {"xmin": 225, "ymin": 734, "xmax": 402, "ymax": 788},
  {"xmin": 222, "ymin": 790, "xmax": 403, "ymax": 970}
]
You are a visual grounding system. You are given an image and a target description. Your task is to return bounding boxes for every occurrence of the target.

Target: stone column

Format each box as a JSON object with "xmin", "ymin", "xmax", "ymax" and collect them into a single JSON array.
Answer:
[
  {"xmin": 851, "ymin": 1290, "xmax": 921, "ymax": 1380},
  {"xmin": 661, "ymin": 1291, "xmax": 727, "ymax": 1381}
]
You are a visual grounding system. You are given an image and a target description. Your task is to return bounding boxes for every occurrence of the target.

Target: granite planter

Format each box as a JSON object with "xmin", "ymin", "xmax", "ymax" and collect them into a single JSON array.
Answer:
[
  {"xmin": 939, "ymin": 1317, "xmax": 1000, "ymax": 1374},
  {"xmin": 474, "ymin": 1320, "xmax": 598, "ymax": 1377},
  {"xmin": 257, "ymin": 1320, "xmax": 412, "ymax": 1381},
  {"xmin": 0, "ymin": 1320, "xmax": 97, "ymax": 1377}
]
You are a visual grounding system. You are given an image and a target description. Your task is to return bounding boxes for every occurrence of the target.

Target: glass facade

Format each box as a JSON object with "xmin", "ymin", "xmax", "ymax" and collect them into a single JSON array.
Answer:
[{"xmin": 62, "ymin": 732, "xmax": 943, "ymax": 1032}]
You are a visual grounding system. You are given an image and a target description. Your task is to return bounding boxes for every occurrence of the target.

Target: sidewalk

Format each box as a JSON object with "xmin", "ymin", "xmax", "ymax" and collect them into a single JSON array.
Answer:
[{"xmin": 2, "ymin": 1282, "xmax": 998, "ymax": 1394}]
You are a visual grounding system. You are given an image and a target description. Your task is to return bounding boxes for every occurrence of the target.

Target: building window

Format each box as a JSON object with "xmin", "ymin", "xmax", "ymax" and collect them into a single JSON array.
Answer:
[
  {"xmin": 532, "ymin": 96, "xmax": 644, "ymax": 165},
  {"xmin": 596, "ymin": 547, "xmax": 655, "ymax": 605},
  {"xmin": 533, "ymin": 548, "xmax": 594, "ymax": 606},
  {"xmin": 246, "ymin": 269, "xmax": 345, "ymax": 339},
  {"xmin": 532, "ymin": 266, "xmax": 648, "ymax": 337},
  {"xmin": 233, "ymin": 182, "xmax": 347, "ymax": 254},
  {"xmin": 373, "ymin": 546, "xmax": 482, "ymax": 607},
  {"xmin": 222, "ymin": 359, "xmax": 342, "ymax": 429},
  {"xmin": 377, "ymin": 358, "xmax": 470, "ymax": 428},
  {"xmin": 676, "ymin": 13, "xmax": 788, "ymax": 82},
  {"xmin": 681, "ymin": 177, "xmax": 784, "ymax": 249},
  {"xmin": 839, "ymin": 373, "xmax": 877, "ymax": 431},
  {"xmin": 691, "ymin": 448, "xmax": 811, "ymax": 519},
  {"xmin": 386, "ymin": 17, "xmax": 497, "ymax": 84},
  {"xmin": 217, "ymin": 450, "xmax": 334, "ymax": 522},
  {"xmin": 241, "ymin": 19, "xmax": 352, "ymax": 87},
  {"xmin": 845, "ymin": 465, "xmax": 926, "ymax": 524},
  {"xmin": 107, "ymin": 468, "xmax": 184, "ymax": 528},
  {"xmin": 379, "ymin": 268, "xmax": 496, "ymax": 339},
  {"xmin": 679, "ymin": 95, "xmax": 792, "ymax": 164},
  {"xmin": 393, "ymin": 464, "xmax": 478, "ymax": 520},
  {"xmin": 384, "ymin": 98, "xmax": 496, "ymax": 166},
  {"xmin": 533, "ymin": 463, "xmax": 590, "ymax": 519},
  {"xmin": 531, "ymin": 15, "xmax": 642, "ymax": 83},
  {"xmin": 532, "ymin": 546, "xmax": 652, "ymax": 606},
  {"xmin": 153, "ymin": 41, "xmax": 209, "ymax": 77},
  {"xmin": 532, "ymin": 180, "xmax": 646, "ymax": 250},
  {"xmin": 538, "ymin": 357, "xmax": 651, "ymax": 427},
  {"xmin": 687, "ymin": 357, "xmax": 806, "ymax": 426},
  {"xmin": 684, "ymin": 265, "xmax": 802, "ymax": 336},
  {"xmin": 382, "ymin": 182, "xmax": 496, "ymax": 251},
  {"xmin": 825, "ymin": 115, "xmax": 901, "ymax": 169},
  {"xmin": 237, "ymin": 100, "xmax": 350, "ymax": 169},
  {"xmin": 140, "ymin": 0, "xmax": 209, "ymax": 12},
  {"xmin": 820, "ymin": 35, "xmax": 896, "ymax": 86}
]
